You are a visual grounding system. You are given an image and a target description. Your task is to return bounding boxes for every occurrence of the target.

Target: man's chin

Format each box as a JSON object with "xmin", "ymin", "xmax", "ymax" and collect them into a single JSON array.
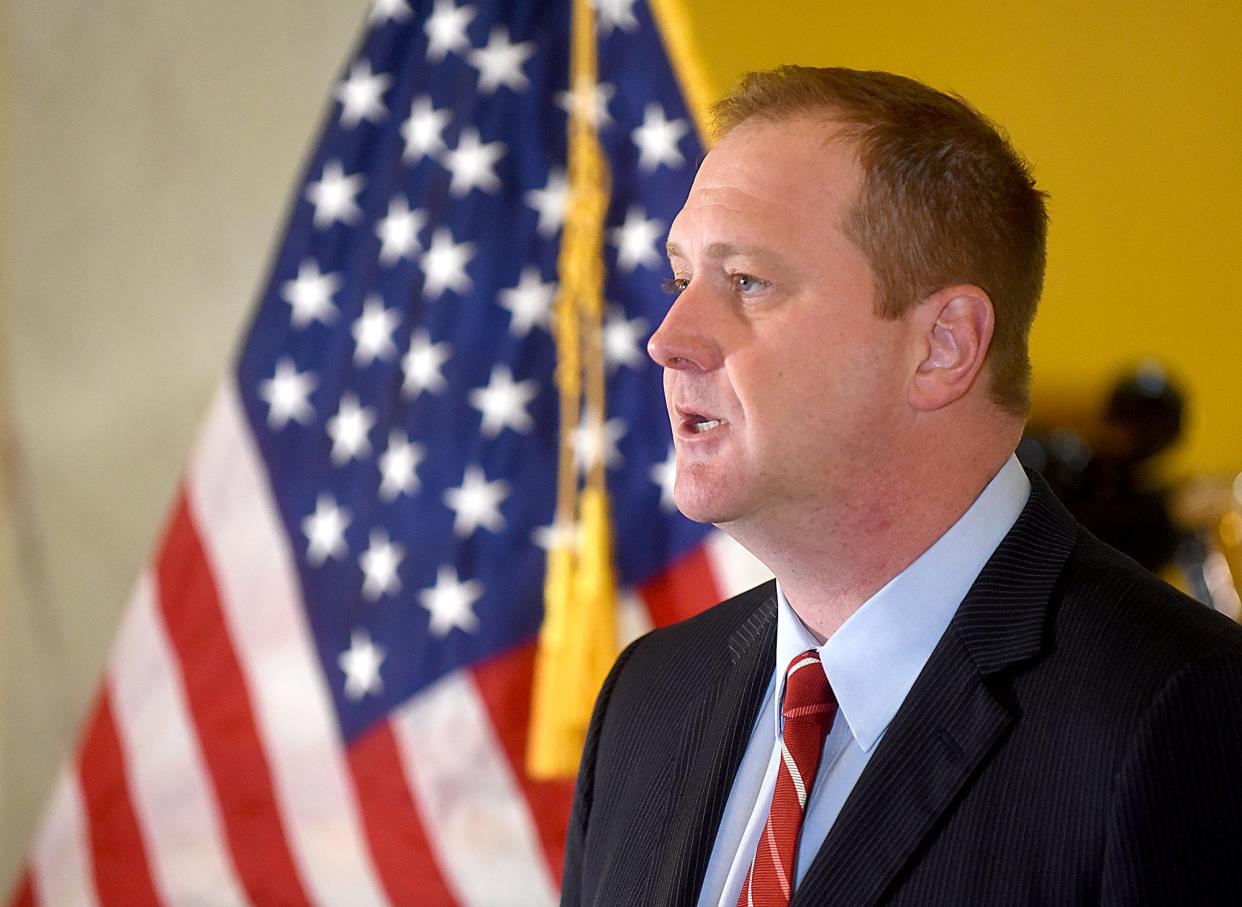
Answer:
[{"xmin": 673, "ymin": 488, "xmax": 743, "ymax": 527}]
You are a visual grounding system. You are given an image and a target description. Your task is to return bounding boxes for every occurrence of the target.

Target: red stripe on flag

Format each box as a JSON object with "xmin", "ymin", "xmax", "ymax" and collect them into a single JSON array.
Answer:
[
  {"xmin": 471, "ymin": 642, "xmax": 576, "ymax": 886},
  {"xmin": 346, "ymin": 720, "xmax": 457, "ymax": 907},
  {"xmin": 155, "ymin": 492, "xmax": 312, "ymax": 907},
  {"xmin": 640, "ymin": 545, "xmax": 723, "ymax": 627},
  {"xmin": 77, "ymin": 692, "xmax": 161, "ymax": 906},
  {"xmin": 8, "ymin": 867, "xmax": 36, "ymax": 907}
]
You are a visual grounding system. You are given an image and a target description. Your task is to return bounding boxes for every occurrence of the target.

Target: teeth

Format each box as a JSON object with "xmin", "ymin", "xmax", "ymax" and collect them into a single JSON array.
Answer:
[{"xmin": 691, "ymin": 419, "xmax": 720, "ymax": 433}]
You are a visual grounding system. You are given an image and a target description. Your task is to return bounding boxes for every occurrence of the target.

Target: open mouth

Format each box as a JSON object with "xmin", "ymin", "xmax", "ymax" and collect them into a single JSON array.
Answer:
[
  {"xmin": 675, "ymin": 404, "xmax": 726, "ymax": 437},
  {"xmin": 680, "ymin": 409, "xmax": 723, "ymax": 434}
]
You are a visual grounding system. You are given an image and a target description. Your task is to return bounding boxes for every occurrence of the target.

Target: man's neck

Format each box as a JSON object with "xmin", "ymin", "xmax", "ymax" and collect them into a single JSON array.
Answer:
[{"xmin": 725, "ymin": 448, "xmax": 1017, "ymax": 642}]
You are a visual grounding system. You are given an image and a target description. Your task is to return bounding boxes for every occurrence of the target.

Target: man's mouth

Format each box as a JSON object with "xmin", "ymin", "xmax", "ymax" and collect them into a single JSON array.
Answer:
[
  {"xmin": 674, "ymin": 404, "xmax": 726, "ymax": 437},
  {"xmin": 679, "ymin": 408, "xmax": 724, "ymax": 434}
]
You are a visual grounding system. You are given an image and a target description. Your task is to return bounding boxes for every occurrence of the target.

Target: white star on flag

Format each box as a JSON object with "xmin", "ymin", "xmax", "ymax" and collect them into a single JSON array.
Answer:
[
  {"xmin": 378, "ymin": 431, "xmax": 426, "ymax": 501},
  {"xmin": 424, "ymin": 0, "xmax": 476, "ymax": 62},
  {"xmin": 339, "ymin": 629, "xmax": 386, "ymax": 700},
  {"xmin": 327, "ymin": 393, "xmax": 377, "ymax": 465},
  {"xmin": 419, "ymin": 566, "xmax": 483, "ymax": 637},
  {"xmin": 351, "ymin": 296, "xmax": 401, "ymax": 366},
  {"xmin": 556, "ymin": 81, "xmax": 615, "ymax": 129},
  {"xmin": 419, "ymin": 227, "xmax": 475, "ymax": 299},
  {"xmin": 401, "ymin": 95, "xmax": 452, "ymax": 163},
  {"xmin": 368, "ymin": 0, "xmax": 411, "ymax": 24},
  {"xmin": 302, "ymin": 494, "xmax": 352, "ymax": 566},
  {"xmin": 401, "ymin": 329, "xmax": 452, "ymax": 397},
  {"xmin": 574, "ymin": 410, "xmax": 627, "ymax": 474},
  {"xmin": 444, "ymin": 465, "xmax": 509, "ymax": 537},
  {"xmin": 443, "ymin": 128, "xmax": 506, "ymax": 196},
  {"xmin": 360, "ymin": 528, "xmax": 405, "ymax": 600},
  {"xmin": 498, "ymin": 266, "xmax": 555, "ymax": 336},
  {"xmin": 603, "ymin": 308, "xmax": 649, "ymax": 371},
  {"xmin": 281, "ymin": 259, "xmax": 341, "ymax": 328},
  {"xmin": 609, "ymin": 206, "xmax": 664, "ymax": 272},
  {"xmin": 468, "ymin": 25, "xmax": 535, "ymax": 93},
  {"xmin": 375, "ymin": 195, "xmax": 426, "ymax": 265},
  {"xmin": 632, "ymin": 103, "xmax": 689, "ymax": 172},
  {"xmin": 650, "ymin": 448, "xmax": 677, "ymax": 511},
  {"xmin": 469, "ymin": 364, "xmax": 539, "ymax": 437},
  {"xmin": 305, "ymin": 160, "xmax": 366, "ymax": 229},
  {"xmin": 594, "ymin": 0, "xmax": 639, "ymax": 33},
  {"xmin": 334, "ymin": 60, "xmax": 391, "ymax": 127},
  {"xmin": 525, "ymin": 168, "xmax": 569, "ymax": 238},
  {"xmin": 257, "ymin": 358, "xmax": 317, "ymax": 429}
]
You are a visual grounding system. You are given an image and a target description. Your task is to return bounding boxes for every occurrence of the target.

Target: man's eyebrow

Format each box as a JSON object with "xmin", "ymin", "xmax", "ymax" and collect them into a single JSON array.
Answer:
[{"xmin": 664, "ymin": 241, "xmax": 770, "ymax": 261}]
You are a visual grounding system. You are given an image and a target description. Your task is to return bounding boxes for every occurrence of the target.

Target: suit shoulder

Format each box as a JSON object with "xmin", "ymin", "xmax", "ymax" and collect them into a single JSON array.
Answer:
[
  {"xmin": 1034, "ymin": 528, "xmax": 1242, "ymax": 730},
  {"xmin": 626, "ymin": 580, "xmax": 776, "ymax": 662},
  {"xmin": 600, "ymin": 580, "xmax": 776, "ymax": 715},
  {"xmin": 1059, "ymin": 528, "xmax": 1242, "ymax": 659}
]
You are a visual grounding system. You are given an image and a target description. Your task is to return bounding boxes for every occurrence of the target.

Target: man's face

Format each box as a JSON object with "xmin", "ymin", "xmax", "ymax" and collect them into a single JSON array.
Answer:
[{"xmin": 649, "ymin": 115, "xmax": 919, "ymax": 532}]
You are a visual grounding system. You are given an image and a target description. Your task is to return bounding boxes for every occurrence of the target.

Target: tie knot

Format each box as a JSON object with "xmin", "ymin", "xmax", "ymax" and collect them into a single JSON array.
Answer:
[{"xmin": 781, "ymin": 650, "xmax": 835, "ymax": 728}]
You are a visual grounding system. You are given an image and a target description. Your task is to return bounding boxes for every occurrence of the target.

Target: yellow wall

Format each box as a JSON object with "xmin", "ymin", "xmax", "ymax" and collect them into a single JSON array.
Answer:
[{"xmin": 681, "ymin": 0, "xmax": 1242, "ymax": 477}]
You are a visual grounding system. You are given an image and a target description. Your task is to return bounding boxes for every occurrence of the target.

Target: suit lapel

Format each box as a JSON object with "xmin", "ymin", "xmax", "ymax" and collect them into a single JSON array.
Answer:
[
  {"xmin": 651, "ymin": 585, "xmax": 779, "ymax": 906},
  {"xmin": 794, "ymin": 633, "xmax": 1013, "ymax": 906},
  {"xmin": 794, "ymin": 473, "xmax": 1079, "ymax": 906}
]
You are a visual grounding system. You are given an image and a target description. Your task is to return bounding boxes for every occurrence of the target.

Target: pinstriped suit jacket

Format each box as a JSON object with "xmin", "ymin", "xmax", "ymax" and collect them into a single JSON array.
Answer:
[{"xmin": 561, "ymin": 474, "xmax": 1242, "ymax": 905}]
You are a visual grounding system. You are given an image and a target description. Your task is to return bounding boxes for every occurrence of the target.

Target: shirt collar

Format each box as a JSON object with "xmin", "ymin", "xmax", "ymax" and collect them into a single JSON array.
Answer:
[{"xmin": 773, "ymin": 454, "xmax": 1030, "ymax": 752}]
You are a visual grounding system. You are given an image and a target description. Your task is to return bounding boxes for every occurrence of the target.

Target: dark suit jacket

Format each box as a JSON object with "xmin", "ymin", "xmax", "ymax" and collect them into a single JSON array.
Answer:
[{"xmin": 562, "ymin": 475, "xmax": 1242, "ymax": 905}]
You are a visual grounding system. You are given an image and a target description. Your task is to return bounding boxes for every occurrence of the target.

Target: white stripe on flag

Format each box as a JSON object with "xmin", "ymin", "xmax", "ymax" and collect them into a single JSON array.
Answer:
[
  {"xmin": 617, "ymin": 587, "xmax": 654, "ymax": 648},
  {"xmin": 706, "ymin": 530, "xmax": 773, "ymax": 598},
  {"xmin": 390, "ymin": 671, "xmax": 559, "ymax": 907},
  {"xmin": 30, "ymin": 771, "xmax": 100, "ymax": 907},
  {"xmin": 188, "ymin": 379, "xmax": 389, "ymax": 907},
  {"xmin": 108, "ymin": 570, "xmax": 248, "ymax": 907}
]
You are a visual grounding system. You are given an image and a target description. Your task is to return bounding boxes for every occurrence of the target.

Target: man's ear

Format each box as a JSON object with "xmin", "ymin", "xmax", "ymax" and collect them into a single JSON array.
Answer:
[{"xmin": 909, "ymin": 285, "xmax": 995, "ymax": 411}]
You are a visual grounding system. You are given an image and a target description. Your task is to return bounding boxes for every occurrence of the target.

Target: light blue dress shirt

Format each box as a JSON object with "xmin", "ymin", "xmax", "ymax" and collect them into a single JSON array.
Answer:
[{"xmin": 695, "ymin": 455, "xmax": 1031, "ymax": 907}]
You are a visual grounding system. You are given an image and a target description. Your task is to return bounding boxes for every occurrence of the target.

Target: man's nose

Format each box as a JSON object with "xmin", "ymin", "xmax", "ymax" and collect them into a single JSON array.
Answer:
[{"xmin": 646, "ymin": 284, "xmax": 723, "ymax": 372}]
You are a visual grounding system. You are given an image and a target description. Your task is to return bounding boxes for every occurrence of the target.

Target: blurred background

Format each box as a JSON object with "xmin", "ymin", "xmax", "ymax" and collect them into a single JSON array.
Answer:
[{"xmin": 2, "ymin": 0, "xmax": 1240, "ymax": 894}]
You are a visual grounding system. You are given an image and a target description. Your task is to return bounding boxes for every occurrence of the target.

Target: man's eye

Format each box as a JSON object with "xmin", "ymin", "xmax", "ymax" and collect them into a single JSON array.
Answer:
[
  {"xmin": 661, "ymin": 277, "xmax": 689, "ymax": 295},
  {"xmin": 732, "ymin": 273, "xmax": 769, "ymax": 293}
]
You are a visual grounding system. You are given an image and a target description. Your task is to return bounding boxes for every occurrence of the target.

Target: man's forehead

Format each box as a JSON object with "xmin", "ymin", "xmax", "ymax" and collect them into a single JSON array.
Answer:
[
  {"xmin": 710, "ymin": 113, "xmax": 860, "ymax": 171},
  {"xmin": 667, "ymin": 117, "xmax": 863, "ymax": 252}
]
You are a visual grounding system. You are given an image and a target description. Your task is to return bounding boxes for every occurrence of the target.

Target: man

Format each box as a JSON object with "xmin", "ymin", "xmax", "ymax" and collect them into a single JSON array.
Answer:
[{"xmin": 561, "ymin": 66, "xmax": 1242, "ymax": 905}]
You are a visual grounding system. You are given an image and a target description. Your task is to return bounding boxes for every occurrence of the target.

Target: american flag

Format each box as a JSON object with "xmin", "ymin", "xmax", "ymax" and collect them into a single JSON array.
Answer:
[{"xmin": 10, "ymin": 0, "xmax": 769, "ymax": 904}]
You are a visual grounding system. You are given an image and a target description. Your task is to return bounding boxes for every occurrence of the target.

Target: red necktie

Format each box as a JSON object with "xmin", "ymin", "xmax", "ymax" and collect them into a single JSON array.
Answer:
[{"xmin": 736, "ymin": 650, "xmax": 837, "ymax": 907}]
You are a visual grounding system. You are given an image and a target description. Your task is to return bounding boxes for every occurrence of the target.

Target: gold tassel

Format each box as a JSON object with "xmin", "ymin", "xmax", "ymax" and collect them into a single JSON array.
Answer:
[{"xmin": 526, "ymin": 0, "xmax": 620, "ymax": 779}]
